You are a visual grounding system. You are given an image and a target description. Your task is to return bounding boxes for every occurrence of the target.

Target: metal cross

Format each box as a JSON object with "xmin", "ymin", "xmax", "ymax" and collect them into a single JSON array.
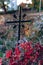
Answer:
[{"xmin": 6, "ymin": 6, "xmax": 32, "ymax": 40}]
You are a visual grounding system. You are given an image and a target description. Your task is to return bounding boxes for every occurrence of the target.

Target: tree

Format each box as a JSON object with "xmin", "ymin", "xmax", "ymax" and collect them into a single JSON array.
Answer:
[{"xmin": 32, "ymin": 0, "xmax": 40, "ymax": 11}]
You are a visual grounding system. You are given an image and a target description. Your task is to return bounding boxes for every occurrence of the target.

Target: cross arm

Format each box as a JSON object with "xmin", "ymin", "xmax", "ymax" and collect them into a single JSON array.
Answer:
[{"xmin": 6, "ymin": 20, "xmax": 32, "ymax": 24}]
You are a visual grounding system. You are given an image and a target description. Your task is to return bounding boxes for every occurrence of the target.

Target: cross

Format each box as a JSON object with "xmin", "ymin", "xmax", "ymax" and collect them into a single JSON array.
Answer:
[{"xmin": 6, "ymin": 6, "xmax": 32, "ymax": 40}]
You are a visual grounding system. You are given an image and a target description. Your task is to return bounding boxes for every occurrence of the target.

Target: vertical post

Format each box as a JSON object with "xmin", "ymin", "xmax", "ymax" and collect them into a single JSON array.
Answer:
[
  {"xmin": 39, "ymin": 0, "xmax": 41, "ymax": 12},
  {"xmin": 18, "ymin": 6, "xmax": 22, "ymax": 40}
]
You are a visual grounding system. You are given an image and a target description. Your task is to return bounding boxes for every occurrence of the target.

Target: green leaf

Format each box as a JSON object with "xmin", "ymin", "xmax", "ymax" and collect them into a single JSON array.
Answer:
[{"xmin": 0, "ymin": 52, "xmax": 3, "ymax": 57}]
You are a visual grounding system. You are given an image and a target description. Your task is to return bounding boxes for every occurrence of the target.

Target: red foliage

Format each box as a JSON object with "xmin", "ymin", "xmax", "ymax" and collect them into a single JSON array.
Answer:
[
  {"xmin": 5, "ymin": 41, "xmax": 43, "ymax": 65},
  {"xmin": 6, "ymin": 50, "xmax": 12, "ymax": 59}
]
